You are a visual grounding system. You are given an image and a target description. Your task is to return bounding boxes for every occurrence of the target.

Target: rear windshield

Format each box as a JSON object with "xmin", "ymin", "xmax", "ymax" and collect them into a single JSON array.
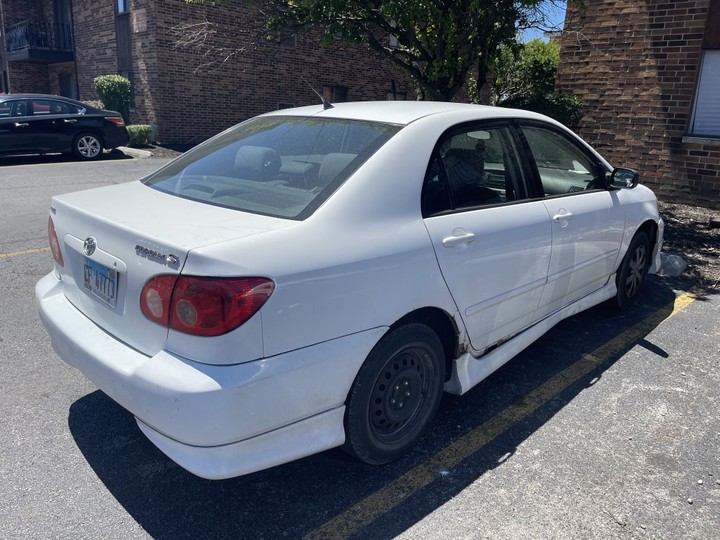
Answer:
[{"xmin": 144, "ymin": 116, "xmax": 401, "ymax": 220}]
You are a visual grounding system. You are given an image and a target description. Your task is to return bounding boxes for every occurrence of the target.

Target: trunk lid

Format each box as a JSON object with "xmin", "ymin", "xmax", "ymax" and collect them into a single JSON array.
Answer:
[{"xmin": 51, "ymin": 181, "xmax": 290, "ymax": 356}]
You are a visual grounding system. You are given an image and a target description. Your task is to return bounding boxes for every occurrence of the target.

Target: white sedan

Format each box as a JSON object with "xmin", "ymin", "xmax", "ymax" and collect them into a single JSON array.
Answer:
[{"xmin": 36, "ymin": 102, "xmax": 663, "ymax": 479}]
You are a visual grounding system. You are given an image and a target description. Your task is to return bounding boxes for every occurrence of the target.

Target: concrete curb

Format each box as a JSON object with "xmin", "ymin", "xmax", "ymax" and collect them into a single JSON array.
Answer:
[{"xmin": 117, "ymin": 146, "xmax": 153, "ymax": 159}]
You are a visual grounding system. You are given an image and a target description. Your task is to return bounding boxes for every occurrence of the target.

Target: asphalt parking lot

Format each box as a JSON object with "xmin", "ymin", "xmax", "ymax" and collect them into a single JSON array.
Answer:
[{"xmin": 1, "ymin": 155, "xmax": 718, "ymax": 539}]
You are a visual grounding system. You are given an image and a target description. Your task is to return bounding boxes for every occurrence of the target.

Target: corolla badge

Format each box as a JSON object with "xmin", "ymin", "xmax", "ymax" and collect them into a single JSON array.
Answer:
[
  {"xmin": 135, "ymin": 244, "xmax": 180, "ymax": 266},
  {"xmin": 83, "ymin": 236, "xmax": 97, "ymax": 256}
]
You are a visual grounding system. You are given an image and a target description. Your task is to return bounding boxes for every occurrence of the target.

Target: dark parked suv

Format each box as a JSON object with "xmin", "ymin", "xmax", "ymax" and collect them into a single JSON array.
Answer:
[{"xmin": 0, "ymin": 94, "xmax": 129, "ymax": 160}]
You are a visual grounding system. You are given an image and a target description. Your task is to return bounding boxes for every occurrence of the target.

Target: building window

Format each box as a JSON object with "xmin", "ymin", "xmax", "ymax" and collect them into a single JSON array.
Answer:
[
  {"xmin": 323, "ymin": 85, "xmax": 348, "ymax": 103},
  {"xmin": 689, "ymin": 50, "xmax": 720, "ymax": 137},
  {"xmin": 117, "ymin": 0, "xmax": 129, "ymax": 14}
]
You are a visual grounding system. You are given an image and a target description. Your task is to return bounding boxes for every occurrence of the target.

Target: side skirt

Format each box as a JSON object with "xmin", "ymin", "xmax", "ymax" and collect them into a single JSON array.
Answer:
[{"xmin": 444, "ymin": 279, "xmax": 617, "ymax": 396}]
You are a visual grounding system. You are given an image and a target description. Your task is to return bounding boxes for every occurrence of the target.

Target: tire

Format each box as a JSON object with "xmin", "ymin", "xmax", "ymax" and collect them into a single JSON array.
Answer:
[
  {"xmin": 72, "ymin": 132, "xmax": 103, "ymax": 160},
  {"xmin": 343, "ymin": 323, "xmax": 445, "ymax": 465},
  {"xmin": 615, "ymin": 230, "xmax": 650, "ymax": 311}
]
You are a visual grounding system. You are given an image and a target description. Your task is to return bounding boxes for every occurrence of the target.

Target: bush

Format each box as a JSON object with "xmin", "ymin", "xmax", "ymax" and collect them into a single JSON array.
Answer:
[
  {"xmin": 126, "ymin": 125, "xmax": 152, "ymax": 146},
  {"xmin": 500, "ymin": 93, "xmax": 584, "ymax": 130},
  {"xmin": 93, "ymin": 75, "xmax": 131, "ymax": 124}
]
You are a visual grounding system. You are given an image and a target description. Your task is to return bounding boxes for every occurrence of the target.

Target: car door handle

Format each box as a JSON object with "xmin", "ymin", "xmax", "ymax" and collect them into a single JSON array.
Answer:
[
  {"xmin": 552, "ymin": 210, "xmax": 574, "ymax": 224},
  {"xmin": 63, "ymin": 119, "xmax": 77, "ymax": 123},
  {"xmin": 442, "ymin": 231, "xmax": 476, "ymax": 247},
  {"xmin": 13, "ymin": 122, "xmax": 29, "ymax": 128}
]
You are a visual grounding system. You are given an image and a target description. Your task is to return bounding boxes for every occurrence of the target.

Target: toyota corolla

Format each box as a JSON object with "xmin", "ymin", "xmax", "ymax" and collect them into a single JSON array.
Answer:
[{"xmin": 36, "ymin": 101, "xmax": 663, "ymax": 479}]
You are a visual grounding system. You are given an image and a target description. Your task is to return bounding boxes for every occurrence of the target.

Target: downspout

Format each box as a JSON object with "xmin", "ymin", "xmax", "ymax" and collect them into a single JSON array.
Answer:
[{"xmin": 0, "ymin": 0, "xmax": 10, "ymax": 93}]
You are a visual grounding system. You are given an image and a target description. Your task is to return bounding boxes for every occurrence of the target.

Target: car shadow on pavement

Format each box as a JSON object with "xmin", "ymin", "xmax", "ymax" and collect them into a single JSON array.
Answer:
[
  {"xmin": 0, "ymin": 149, "xmax": 132, "ymax": 166},
  {"xmin": 67, "ymin": 276, "xmax": 678, "ymax": 540}
]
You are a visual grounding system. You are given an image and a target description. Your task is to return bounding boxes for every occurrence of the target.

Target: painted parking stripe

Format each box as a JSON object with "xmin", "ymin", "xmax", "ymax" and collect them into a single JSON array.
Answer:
[
  {"xmin": 304, "ymin": 290, "xmax": 701, "ymax": 540},
  {"xmin": 0, "ymin": 247, "xmax": 51, "ymax": 258}
]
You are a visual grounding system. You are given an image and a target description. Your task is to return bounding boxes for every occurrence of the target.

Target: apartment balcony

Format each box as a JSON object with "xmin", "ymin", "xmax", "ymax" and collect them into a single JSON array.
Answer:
[{"xmin": 4, "ymin": 19, "xmax": 74, "ymax": 64}]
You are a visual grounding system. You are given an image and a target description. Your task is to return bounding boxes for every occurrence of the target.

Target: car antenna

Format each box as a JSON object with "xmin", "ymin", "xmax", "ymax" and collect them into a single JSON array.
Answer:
[{"xmin": 303, "ymin": 78, "xmax": 334, "ymax": 110}]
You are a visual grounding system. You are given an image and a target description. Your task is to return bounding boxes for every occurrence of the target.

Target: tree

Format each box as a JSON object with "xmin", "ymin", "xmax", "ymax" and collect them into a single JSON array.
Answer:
[
  {"xmin": 184, "ymin": 0, "xmax": 552, "ymax": 102},
  {"xmin": 492, "ymin": 38, "xmax": 559, "ymax": 104},
  {"xmin": 267, "ymin": 0, "xmax": 552, "ymax": 101},
  {"xmin": 492, "ymin": 38, "xmax": 583, "ymax": 129}
]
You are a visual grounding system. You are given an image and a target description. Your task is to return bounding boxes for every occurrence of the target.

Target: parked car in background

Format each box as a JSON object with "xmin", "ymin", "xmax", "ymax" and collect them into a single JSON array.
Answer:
[
  {"xmin": 36, "ymin": 101, "xmax": 663, "ymax": 479},
  {"xmin": 0, "ymin": 94, "xmax": 129, "ymax": 160}
]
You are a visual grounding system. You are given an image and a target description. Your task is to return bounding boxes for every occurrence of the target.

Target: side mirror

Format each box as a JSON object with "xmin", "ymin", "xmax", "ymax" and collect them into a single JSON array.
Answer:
[{"xmin": 608, "ymin": 167, "xmax": 639, "ymax": 189}]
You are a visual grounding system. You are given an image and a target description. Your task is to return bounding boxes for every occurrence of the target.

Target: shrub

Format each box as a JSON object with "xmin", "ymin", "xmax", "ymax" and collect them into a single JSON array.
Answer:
[
  {"xmin": 127, "ymin": 124, "xmax": 152, "ymax": 146},
  {"xmin": 500, "ymin": 93, "xmax": 584, "ymax": 130},
  {"xmin": 93, "ymin": 75, "xmax": 131, "ymax": 124}
]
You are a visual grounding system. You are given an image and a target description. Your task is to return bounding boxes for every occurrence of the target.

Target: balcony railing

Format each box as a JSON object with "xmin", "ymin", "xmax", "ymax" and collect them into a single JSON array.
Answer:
[{"xmin": 5, "ymin": 19, "xmax": 74, "ymax": 63}]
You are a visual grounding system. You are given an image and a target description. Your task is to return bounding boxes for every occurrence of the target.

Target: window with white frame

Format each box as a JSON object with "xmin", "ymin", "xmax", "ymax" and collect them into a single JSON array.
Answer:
[{"xmin": 690, "ymin": 50, "xmax": 720, "ymax": 137}]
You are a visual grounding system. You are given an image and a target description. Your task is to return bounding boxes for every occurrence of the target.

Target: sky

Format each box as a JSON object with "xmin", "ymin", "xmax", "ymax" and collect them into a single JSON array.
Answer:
[{"xmin": 522, "ymin": 1, "xmax": 567, "ymax": 42}]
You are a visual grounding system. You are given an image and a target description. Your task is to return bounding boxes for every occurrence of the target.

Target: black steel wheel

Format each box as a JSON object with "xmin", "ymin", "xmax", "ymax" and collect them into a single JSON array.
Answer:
[
  {"xmin": 72, "ymin": 132, "xmax": 103, "ymax": 160},
  {"xmin": 343, "ymin": 323, "xmax": 445, "ymax": 465},
  {"xmin": 615, "ymin": 230, "xmax": 650, "ymax": 310}
]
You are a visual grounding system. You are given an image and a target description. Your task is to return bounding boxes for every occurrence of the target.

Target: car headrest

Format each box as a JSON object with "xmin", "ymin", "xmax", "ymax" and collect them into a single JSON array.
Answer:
[{"xmin": 234, "ymin": 146, "xmax": 281, "ymax": 179}]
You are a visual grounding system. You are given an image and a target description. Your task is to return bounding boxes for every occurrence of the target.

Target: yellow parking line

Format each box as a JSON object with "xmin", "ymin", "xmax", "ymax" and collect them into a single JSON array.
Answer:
[
  {"xmin": 305, "ymin": 290, "xmax": 700, "ymax": 539},
  {"xmin": 0, "ymin": 247, "xmax": 51, "ymax": 258}
]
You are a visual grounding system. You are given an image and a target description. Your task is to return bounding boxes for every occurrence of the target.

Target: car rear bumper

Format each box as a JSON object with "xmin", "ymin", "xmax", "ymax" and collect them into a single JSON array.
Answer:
[
  {"xmin": 36, "ymin": 272, "xmax": 386, "ymax": 478},
  {"xmin": 104, "ymin": 127, "xmax": 129, "ymax": 149}
]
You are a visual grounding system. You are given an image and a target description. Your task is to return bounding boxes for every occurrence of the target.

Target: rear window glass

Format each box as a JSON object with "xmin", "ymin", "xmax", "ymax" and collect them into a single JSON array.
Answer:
[{"xmin": 144, "ymin": 116, "xmax": 401, "ymax": 220}]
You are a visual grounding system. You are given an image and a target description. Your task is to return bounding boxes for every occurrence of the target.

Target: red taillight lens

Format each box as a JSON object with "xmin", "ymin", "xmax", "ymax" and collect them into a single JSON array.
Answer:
[
  {"xmin": 107, "ymin": 117, "xmax": 125, "ymax": 127},
  {"xmin": 140, "ymin": 275, "xmax": 177, "ymax": 326},
  {"xmin": 140, "ymin": 275, "xmax": 274, "ymax": 337},
  {"xmin": 48, "ymin": 216, "xmax": 64, "ymax": 267}
]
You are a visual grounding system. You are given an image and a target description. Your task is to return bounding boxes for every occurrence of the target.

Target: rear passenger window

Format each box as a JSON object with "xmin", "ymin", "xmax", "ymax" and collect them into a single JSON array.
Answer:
[
  {"xmin": 30, "ymin": 100, "xmax": 72, "ymax": 115},
  {"xmin": 521, "ymin": 125, "xmax": 605, "ymax": 195},
  {"xmin": 422, "ymin": 125, "xmax": 526, "ymax": 215}
]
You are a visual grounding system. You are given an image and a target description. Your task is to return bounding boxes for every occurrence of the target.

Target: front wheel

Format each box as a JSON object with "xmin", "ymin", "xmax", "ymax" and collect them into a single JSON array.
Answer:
[
  {"xmin": 615, "ymin": 230, "xmax": 650, "ymax": 310},
  {"xmin": 343, "ymin": 323, "xmax": 445, "ymax": 465},
  {"xmin": 72, "ymin": 132, "xmax": 103, "ymax": 160}
]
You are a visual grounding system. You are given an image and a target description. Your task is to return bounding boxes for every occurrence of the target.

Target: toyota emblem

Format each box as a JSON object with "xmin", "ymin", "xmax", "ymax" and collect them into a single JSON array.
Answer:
[{"xmin": 83, "ymin": 236, "xmax": 97, "ymax": 256}]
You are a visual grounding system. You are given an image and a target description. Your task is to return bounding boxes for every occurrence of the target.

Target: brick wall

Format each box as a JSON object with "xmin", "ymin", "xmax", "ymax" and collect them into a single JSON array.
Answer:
[
  {"xmin": 72, "ymin": 1, "xmax": 118, "ymax": 101},
  {"xmin": 3, "ymin": 0, "xmax": 48, "ymax": 92},
  {"xmin": 150, "ymin": 1, "xmax": 413, "ymax": 144},
  {"xmin": 556, "ymin": 0, "xmax": 720, "ymax": 209}
]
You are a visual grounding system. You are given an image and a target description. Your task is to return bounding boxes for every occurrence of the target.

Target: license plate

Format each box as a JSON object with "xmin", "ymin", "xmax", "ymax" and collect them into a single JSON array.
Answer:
[{"xmin": 83, "ymin": 258, "xmax": 118, "ymax": 308}]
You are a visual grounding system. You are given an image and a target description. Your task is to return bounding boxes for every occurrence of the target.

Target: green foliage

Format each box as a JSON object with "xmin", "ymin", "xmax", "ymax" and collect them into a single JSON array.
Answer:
[
  {"xmin": 500, "ymin": 93, "xmax": 584, "ymax": 130},
  {"xmin": 493, "ymin": 38, "xmax": 559, "ymax": 103},
  {"xmin": 493, "ymin": 38, "xmax": 583, "ymax": 129},
  {"xmin": 93, "ymin": 75, "xmax": 131, "ymax": 124},
  {"xmin": 263, "ymin": 0, "xmax": 546, "ymax": 101},
  {"xmin": 126, "ymin": 124, "xmax": 152, "ymax": 146}
]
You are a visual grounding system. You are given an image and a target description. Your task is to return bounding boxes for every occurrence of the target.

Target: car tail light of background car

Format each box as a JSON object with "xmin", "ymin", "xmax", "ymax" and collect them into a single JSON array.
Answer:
[
  {"xmin": 107, "ymin": 117, "xmax": 126, "ymax": 127},
  {"xmin": 140, "ymin": 275, "xmax": 274, "ymax": 336}
]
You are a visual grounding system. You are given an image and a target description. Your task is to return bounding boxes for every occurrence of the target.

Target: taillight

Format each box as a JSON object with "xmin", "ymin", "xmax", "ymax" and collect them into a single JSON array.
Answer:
[
  {"xmin": 107, "ymin": 117, "xmax": 125, "ymax": 127},
  {"xmin": 140, "ymin": 275, "xmax": 274, "ymax": 337},
  {"xmin": 48, "ymin": 216, "xmax": 64, "ymax": 267}
]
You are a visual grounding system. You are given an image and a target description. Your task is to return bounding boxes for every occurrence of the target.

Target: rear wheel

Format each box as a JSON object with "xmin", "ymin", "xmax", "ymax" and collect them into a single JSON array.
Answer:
[
  {"xmin": 615, "ymin": 230, "xmax": 650, "ymax": 310},
  {"xmin": 72, "ymin": 132, "xmax": 103, "ymax": 160},
  {"xmin": 343, "ymin": 323, "xmax": 445, "ymax": 465}
]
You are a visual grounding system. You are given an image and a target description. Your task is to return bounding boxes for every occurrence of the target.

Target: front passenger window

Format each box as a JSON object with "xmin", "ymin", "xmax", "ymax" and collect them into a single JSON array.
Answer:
[{"xmin": 521, "ymin": 125, "xmax": 605, "ymax": 195}]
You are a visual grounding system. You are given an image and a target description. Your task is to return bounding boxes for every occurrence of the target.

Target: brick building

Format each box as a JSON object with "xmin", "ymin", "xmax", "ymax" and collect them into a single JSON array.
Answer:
[
  {"xmin": 0, "ymin": 0, "xmax": 412, "ymax": 144},
  {"xmin": 556, "ymin": 0, "xmax": 720, "ymax": 209}
]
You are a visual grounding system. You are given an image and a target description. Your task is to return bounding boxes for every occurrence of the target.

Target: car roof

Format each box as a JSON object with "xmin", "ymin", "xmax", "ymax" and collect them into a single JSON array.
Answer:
[
  {"xmin": 0, "ymin": 94, "xmax": 89, "ymax": 107},
  {"xmin": 263, "ymin": 101, "xmax": 553, "ymax": 126}
]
